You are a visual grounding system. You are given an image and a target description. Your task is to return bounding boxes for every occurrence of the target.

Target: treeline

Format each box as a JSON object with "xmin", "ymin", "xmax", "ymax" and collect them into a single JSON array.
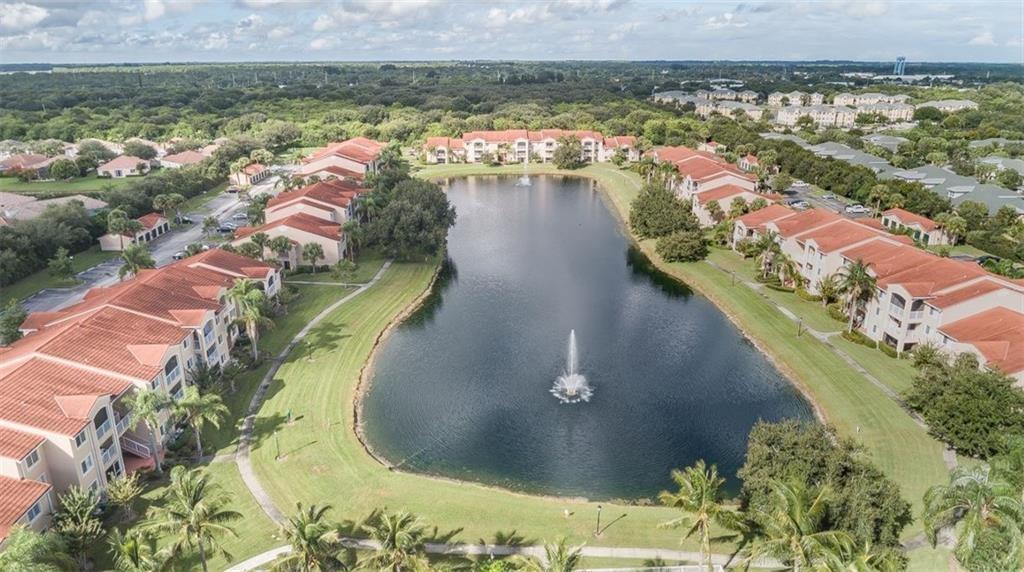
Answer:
[{"xmin": 0, "ymin": 201, "xmax": 100, "ymax": 287}]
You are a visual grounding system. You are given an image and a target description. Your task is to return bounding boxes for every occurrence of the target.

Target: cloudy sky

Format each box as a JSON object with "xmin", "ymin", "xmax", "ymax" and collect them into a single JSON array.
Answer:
[{"xmin": 0, "ymin": 0, "xmax": 1021, "ymax": 64}]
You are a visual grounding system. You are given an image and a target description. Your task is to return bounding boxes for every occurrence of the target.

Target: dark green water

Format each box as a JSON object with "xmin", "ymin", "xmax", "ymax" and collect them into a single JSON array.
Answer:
[{"xmin": 363, "ymin": 175, "xmax": 813, "ymax": 500}]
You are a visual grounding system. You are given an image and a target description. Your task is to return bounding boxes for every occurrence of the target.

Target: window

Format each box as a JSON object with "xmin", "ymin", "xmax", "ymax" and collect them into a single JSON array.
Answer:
[
  {"xmin": 89, "ymin": 480, "xmax": 99, "ymax": 492},
  {"xmin": 150, "ymin": 378, "xmax": 160, "ymax": 390},
  {"xmin": 24, "ymin": 449, "xmax": 39, "ymax": 469},
  {"xmin": 74, "ymin": 430, "xmax": 87, "ymax": 448},
  {"xmin": 80, "ymin": 455, "xmax": 94, "ymax": 475},
  {"xmin": 26, "ymin": 502, "xmax": 41, "ymax": 522},
  {"xmin": 38, "ymin": 473, "xmax": 47, "ymax": 483}
]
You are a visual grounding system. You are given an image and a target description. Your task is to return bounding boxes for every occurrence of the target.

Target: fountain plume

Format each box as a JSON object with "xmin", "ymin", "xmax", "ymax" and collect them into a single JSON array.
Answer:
[{"xmin": 551, "ymin": 329, "xmax": 592, "ymax": 403}]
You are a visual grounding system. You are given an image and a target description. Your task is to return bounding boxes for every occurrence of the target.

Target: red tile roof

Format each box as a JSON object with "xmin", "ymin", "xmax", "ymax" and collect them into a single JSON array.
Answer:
[
  {"xmin": 161, "ymin": 150, "xmax": 207, "ymax": 166},
  {"xmin": 0, "ymin": 358, "xmax": 132, "ymax": 435},
  {"xmin": 267, "ymin": 180, "xmax": 361, "ymax": 211},
  {"xmin": 884, "ymin": 207, "xmax": 939, "ymax": 231},
  {"xmin": 603, "ymin": 136, "xmax": 637, "ymax": 148},
  {"xmin": 735, "ymin": 203, "xmax": 797, "ymax": 228},
  {"xmin": 694, "ymin": 185, "xmax": 757, "ymax": 206},
  {"xmin": 182, "ymin": 248, "xmax": 276, "ymax": 279},
  {"xmin": 137, "ymin": 212, "xmax": 165, "ymax": 229},
  {"xmin": 0, "ymin": 427, "xmax": 43, "ymax": 460},
  {"xmin": 674, "ymin": 156, "xmax": 755, "ymax": 183},
  {"xmin": 928, "ymin": 279, "xmax": 1007, "ymax": 309},
  {"xmin": 235, "ymin": 212, "xmax": 342, "ymax": 241},
  {"xmin": 939, "ymin": 307, "xmax": 1024, "ymax": 376},
  {"xmin": 242, "ymin": 163, "xmax": 266, "ymax": 175},
  {"xmin": 0, "ymin": 154, "xmax": 50, "ymax": 170},
  {"xmin": 305, "ymin": 137, "xmax": 386, "ymax": 165},
  {"xmin": 0, "ymin": 476, "xmax": 50, "ymax": 540},
  {"xmin": 98, "ymin": 155, "xmax": 147, "ymax": 172},
  {"xmin": 310, "ymin": 164, "xmax": 366, "ymax": 180},
  {"xmin": 796, "ymin": 218, "xmax": 887, "ymax": 253},
  {"xmin": 770, "ymin": 209, "xmax": 844, "ymax": 238}
]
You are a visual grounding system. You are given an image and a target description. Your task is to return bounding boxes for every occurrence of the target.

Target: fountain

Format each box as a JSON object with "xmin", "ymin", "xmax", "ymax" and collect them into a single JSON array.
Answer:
[
  {"xmin": 550, "ymin": 330, "xmax": 593, "ymax": 403},
  {"xmin": 516, "ymin": 159, "xmax": 531, "ymax": 187}
]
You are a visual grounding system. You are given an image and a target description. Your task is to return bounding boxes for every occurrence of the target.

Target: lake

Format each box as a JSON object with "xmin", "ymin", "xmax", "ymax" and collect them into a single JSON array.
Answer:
[{"xmin": 362, "ymin": 175, "xmax": 814, "ymax": 500}]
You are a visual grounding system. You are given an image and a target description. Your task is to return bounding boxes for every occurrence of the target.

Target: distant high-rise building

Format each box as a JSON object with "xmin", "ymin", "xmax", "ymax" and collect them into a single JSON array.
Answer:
[{"xmin": 893, "ymin": 57, "xmax": 907, "ymax": 76}]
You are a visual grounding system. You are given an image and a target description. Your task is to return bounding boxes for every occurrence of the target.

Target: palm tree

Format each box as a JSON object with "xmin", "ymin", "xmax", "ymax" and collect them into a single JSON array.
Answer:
[
  {"xmin": 515, "ymin": 537, "xmax": 584, "ymax": 572},
  {"xmin": 636, "ymin": 156, "xmax": 658, "ymax": 183},
  {"xmin": 817, "ymin": 540, "xmax": 904, "ymax": 572},
  {"xmin": 302, "ymin": 242, "xmax": 325, "ymax": 272},
  {"xmin": 172, "ymin": 386, "xmax": 228, "ymax": 460},
  {"xmin": 742, "ymin": 481, "xmax": 851, "ymax": 571},
  {"xmin": 55, "ymin": 486, "xmax": 104, "ymax": 569},
  {"xmin": 867, "ymin": 184, "xmax": 889, "ymax": 217},
  {"xmin": 268, "ymin": 235, "xmax": 294, "ymax": 264},
  {"xmin": 0, "ymin": 526, "xmax": 75, "ymax": 572},
  {"xmin": 657, "ymin": 161, "xmax": 678, "ymax": 187},
  {"xmin": 751, "ymin": 231, "xmax": 781, "ymax": 279},
  {"xmin": 933, "ymin": 212, "xmax": 966, "ymax": 246},
  {"xmin": 728, "ymin": 197, "xmax": 749, "ymax": 219},
  {"xmin": 776, "ymin": 253, "xmax": 805, "ymax": 289},
  {"xmin": 250, "ymin": 231, "xmax": 271, "ymax": 260},
  {"xmin": 108, "ymin": 529, "xmax": 173, "ymax": 572},
  {"xmin": 658, "ymin": 460, "xmax": 736, "ymax": 570},
  {"xmin": 107, "ymin": 471, "xmax": 144, "ymax": 522},
  {"xmin": 706, "ymin": 201, "xmax": 725, "ymax": 224},
  {"xmin": 837, "ymin": 260, "xmax": 876, "ymax": 333},
  {"xmin": 272, "ymin": 503, "xmax": 349, "ymax": 571},
  {"xmin": 144, "ymin": 466, "xmax": 242, "ymax": 572},
  {"xmin": 923, "ymin": 463, "xmax": 1024, "ymax": 569},
  {"xmin": 119, "ymin": 243, "xmax": 155, "ymax": 280},
  {"xmin": 342, "ymin": 220, "xmax": 363, "ymax": 260},
  {"xmin": 358, "ymin": 510, "xmax": 429, "ymax": 572},
  {"xmin": 228, "ymin": 278, "xmax": 273, "ymax": 360},
  {"xmin": 154, "ymin": 193, "xmax": 186, "ymax": 226},
  {"xmin": 107, "ymin": 208, "xmax": 133, "ymax": 251},
  {"xmin": 817, "ymin": 275, "xmax": 841, "ymax": 308},
  {"xmin": 126, "ymin": 388, "xmax": 171, "ymax": 475}
]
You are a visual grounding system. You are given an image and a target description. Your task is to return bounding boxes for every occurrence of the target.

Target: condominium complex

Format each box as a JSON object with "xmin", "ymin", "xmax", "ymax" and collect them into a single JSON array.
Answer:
[
  {"xmin": 855, "ymin": 102, "xmax": 915, "ymax": 122},
  {"xmin": 695, "ymin": 100, "xmax": 764, "ymax": 120},
  {"xmin": 916, "ymin": 99, "xmax": 979, "ymax": 113},
  {"xmin": 649, "ymin": 146, "xmax": 774, "ymax": 227},
  {"xmin": 423, "ymin": 130, "xmax": 639, "ymax": 164},
  {"xmin": 696, "ymin": 88, "xmax": 759, "ymax": 103},
  {"xmin": 732, "ymin": 206, "xmax": 1023, "ymax": 383},
  {"xmin": 0, "ymin": 250, "xmax": 279, "ymax": 543},
  {"xmin": 298, "ymin": 137, "xmax": 386, "ymax": 181},
  {"xmin": 233, "ymin": 178, "xmax": 364, "ymax": 268},
  {"xmin": 776, "ymin": 105, "xmax": 857, "ymax": 128},
  {"xmin": 767, "ymin": 91, "xmax": 825, "ymax": 106},
  {"xmin": 833, "ymin": 92, "xmax": 911, "ymax": 106}
]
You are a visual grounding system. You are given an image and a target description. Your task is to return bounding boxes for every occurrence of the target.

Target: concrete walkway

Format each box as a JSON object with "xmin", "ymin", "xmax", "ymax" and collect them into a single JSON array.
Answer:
[
  {"xmin": 226, "ymin": 540, "xmax": 777, "ymax": 571},
  {"xmin": 284, "ymin": 279, "xmax": 366, "ymax": 287},
  {"xmin": 234, "ymin": 260, "xmax": 393, "ymax": 525},
  {"xmin": 705, "ymin": 260, "xmax": 956, "ymax": 471}
]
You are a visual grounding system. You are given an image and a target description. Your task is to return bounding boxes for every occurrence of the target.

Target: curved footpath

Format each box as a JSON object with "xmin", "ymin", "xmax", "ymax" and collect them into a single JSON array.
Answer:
[{"xmin": 235, "ymin": 260, "xmax": 393, "ymax": 525}]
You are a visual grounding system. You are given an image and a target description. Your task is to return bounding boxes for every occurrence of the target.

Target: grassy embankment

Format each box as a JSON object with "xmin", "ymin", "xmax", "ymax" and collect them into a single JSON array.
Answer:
[
  {"xmin": 0, "ymin": 245, "xmax": 119, "ymax": 305},
  {"xmin": 0, "ymin": 173, "xmax": 135, "ymax": 195}
]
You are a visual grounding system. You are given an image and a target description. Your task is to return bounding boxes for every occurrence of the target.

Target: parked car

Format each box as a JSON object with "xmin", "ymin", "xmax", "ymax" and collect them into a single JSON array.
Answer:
[
  {"xmin": 220, "ymin": 221, "xmax": 238, "ymax": 230},
  {"xmin": 172, "ymin": 251, "xmax": 186, "ymax": 260},
  {"xmin": 845, "ymin": 204, "xmax": 870, "ymax": 214},
  {"xmin": 174, "ymin": 215, "xmax": 194, "ymax": 225},
  {"xmin": 217, "ymin": 225, "xmax": 235, "ymax": 234},
  {"xmin": 231, "ymin": 212, "xmax": 249, "ymax": 221},
  {"xmin": 791, "ymin": 200, "xmax": 810, "ymax": 210},
  {"xmin": 226, "ymin": 186, "xmax": 240, "ymax": 194},
  {"xmin": 821, "ymin": 193, "xmax": 837, "ymax": 200}
]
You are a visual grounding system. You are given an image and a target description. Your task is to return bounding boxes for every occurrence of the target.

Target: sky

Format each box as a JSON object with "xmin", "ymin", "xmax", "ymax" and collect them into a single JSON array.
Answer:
[{"xmin": 0, "ymin": 0, "xmax": 1022, "ymax": 65}]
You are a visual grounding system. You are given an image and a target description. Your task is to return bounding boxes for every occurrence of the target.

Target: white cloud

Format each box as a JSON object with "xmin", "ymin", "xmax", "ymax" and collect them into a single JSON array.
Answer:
[
  {"xmin": 704, "ymin": 12, "xmax": 747, "ymax": 30},
  {"xmin": 267, "ymin": 25, "xmax": 291, "ymax": 40},
  {"xmin": 0, "ymin": 2, "xmax": 49, "ymax": 30},
  {"xmin": 846, "ymin": 0, "xmax": 888, "ymax": 17},
  {"xmin": 309, "ymin": 36, "xmax": 336, "ymax": 50},
  {"xmin": 143, "ymin": 0, "xmax": 166, "ymax": 21},
  {"xmin": 1007, "ymin": 36, "xmax": 1022, "ymax": 48},
  {"xmin": 968, "ymin": 30, "xmax": 996, "ymax": 46},
  {"xmin": 312, "ymin": 14, "xmax": 334, "ymax": 32}
]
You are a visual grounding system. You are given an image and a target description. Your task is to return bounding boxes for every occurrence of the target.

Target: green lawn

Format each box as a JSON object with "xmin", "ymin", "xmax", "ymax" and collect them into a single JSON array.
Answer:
[
  {"xmin": 927, "ymin": 243, "xmax": 990, "ymax": 258},
  {"xmin": 1, "ymin": 245, "xmax": 119, "ymax": 305},
  {"xmin": 180, "ymin": 182, "xmax": 228, "ymax": 213},
  {"xmin": 284, "ymin": 249, "xmax": 389, "ymax": 284},
  {"xmin": 828, "ymin": 334, "xmax": 919, "ymax": 394},
  {"xmin": 0, "ymin": 173, "xmax": 135, "ymax": 195}
]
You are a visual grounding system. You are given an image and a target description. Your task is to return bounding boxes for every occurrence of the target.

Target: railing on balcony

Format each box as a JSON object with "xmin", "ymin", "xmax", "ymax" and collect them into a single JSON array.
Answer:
[
  {"xmin": 908, "ymin": 310, "xmax": 924, "ymax": 320},
  {"xmin": 171, "ymin": 384, "xmax": 184, "ymax": 400},
  {"xmin": 101, "ymin": 446, "xmax": 118, "ymax": 467},
  {"xmin": 95, "ymin": 419, "xmax": 112, "ymax": 440},
  {"xmin": 120, "ymin": 436, "xmax": 150, "ymax": 458},
  {"xmin": 888, "ymin": 304, "xmax": 905, "ymax": 317},
  {"xmin": 115, "ymin": 413, "xmax": 132, "ymax": 435},
  {"xmin": 165, "ymin": 365, "xmax": 181, "ymax": 384},
  {"xmin": 203, "ymin": 327, "xmax": 216, "ymax": 347}
]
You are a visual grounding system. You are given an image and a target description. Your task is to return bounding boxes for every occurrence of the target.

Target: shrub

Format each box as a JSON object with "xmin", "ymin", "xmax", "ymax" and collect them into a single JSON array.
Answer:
[
  {"xmin": 827, "ymin": 302, "xmax": 848, "ymax": 322},
  {"xmin": 841, "ymin": 330, "xmax": 877, "ymax": 348},
  {"xmin": 765, "ymin": 283, "xmax": 795, "ymax": 293},
  {"xmin": 879, "ymin": 343, "xmax": 899, "ymax": 358},
  {"xmin": 655, "ymin": 229, "xmax": 708, "ymax": 262},
  {"xmin": 795, "ymin": 287, "xmax": 821, "ymax": 302},
  {"xmin": 629, "ymin": 182, "xmax": 699, "ymax": 239}
]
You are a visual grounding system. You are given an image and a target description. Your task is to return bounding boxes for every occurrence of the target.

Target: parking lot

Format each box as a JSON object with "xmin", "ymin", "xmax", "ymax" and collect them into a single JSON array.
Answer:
[{"xmin": 782, "ymin": 182, "xmax": 871, "ymax": 218}]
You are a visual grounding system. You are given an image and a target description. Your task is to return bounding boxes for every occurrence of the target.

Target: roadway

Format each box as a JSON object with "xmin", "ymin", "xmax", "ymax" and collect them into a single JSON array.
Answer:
[{"xmin": 22, "ymin": 174, "xmax": 282, "ymax": 313}]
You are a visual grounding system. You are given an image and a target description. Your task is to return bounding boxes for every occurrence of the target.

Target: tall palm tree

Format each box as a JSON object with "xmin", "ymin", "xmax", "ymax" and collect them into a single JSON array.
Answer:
[
  {"xmin": 867, "ymin": 184, "xmax": 889, "ymax": 217},
  {"xmin": 775, "ymin": 253, "xmax": 805, "ymax": 289},
  {"xmin": 172, "ymin": 386, "xmax": 228, "ymax": 460},
  {"xmin": 742, "ymin": 481, "xmax": 851, "ymax": 572},
  {"xmin": 923, "ymin": 463, "xmax": 1024, "ymax": 569},
  {"xmin": 706, "ymin": 201, "xmax": 725, "ymax": 224},
  {"xmin": 817, "ymin": 275, "xmax": 841, "ymax": 308},
  {"xmin": 818, "ymin": 540, "xmax": 904, "ymax": 572},
  {"xmin": 658, "ymin": 460, "xmax": 736, "ymax": 570},
  {"xmin": 0, "ymin": 526, "xmax": 75, "ymax": 572},
  {"xmin": 515, "ymin": 538, "xmax": 585, "ymax": 572},
  {"xmin": 227, "ymin": 278, "xmax": 273, "ymax": 360},
  {"xmin": 728, "ymin": 197, "xmax": 749, "ymax": 219},
  {"xmin": 272, "ymin": 503, "xmax": 348, "ymax": 571},
  {"xmin": 657, "ymin": 161, "xmax": 678, "ymax": 187},
  {"xmin": 119, "ymin": 243, "xmax": 155, "ymax": 281},
  {"xmin": 126, "ymin": 388, "xmax": 171, "ymax": 475},
  {"xmin": 751, "ymin": 231, "xmax": 781, "ymax": 279},
  {"xmin": 636, "ymin": 156, "xmax": 657, "ymax": 183},
  {"xmin": 837, "ymin": 260, "xmax": 876, "ymax": 333},
  {"xmin": 358, "ymin": 510, "xmax": 429, "ymax": 572},
  {"xmin": 55, "ymin": 486, "xmax": 104, "ymax": 569},
  {"xmin": 302, "ymin": 242, "xmax": 325, "ymax": 272},
  {"xmin": 108, "ymin": 529, "xmax": 173, "ymax": 572},
  {"xmin": 268, "ymin": 235, "xmax": 294, "ymax": 264},
  {"xmin": 342, "ymin": 220, "xmax": 363, "ymax": 260},
  {"xmin": 144, "ymin": 466, "xmax": 241, "ymax": 572},
  {"xmin": 107, "ymin": 208, "xmax": 133, "ymax": 251},
  {"xmin": 250, "ymin": 232, "xmax": 271, "ymax": 260}
]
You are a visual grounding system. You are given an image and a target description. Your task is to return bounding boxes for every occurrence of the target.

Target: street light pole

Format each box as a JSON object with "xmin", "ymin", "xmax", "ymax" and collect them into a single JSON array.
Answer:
[
  {"xmin": 595, "ymin": 505, "xmax": 602, "ymax": 536},
  {"xmin": 274, "ymin": 429, "xmax": 280, "ymax": 461}
]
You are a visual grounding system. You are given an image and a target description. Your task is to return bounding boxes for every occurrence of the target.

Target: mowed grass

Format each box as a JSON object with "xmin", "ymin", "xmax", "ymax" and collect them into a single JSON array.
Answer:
[
  {"xmin": 284, "ymin": 249, "xmax": 389, "ymax": 284},
  {"xmin": 0, "ymin": 172, "xmax": 135, "ymax": 195},
  {"xmin": 0, "ymin": 245, "xmax": 119, "ymax": 305},
  {"xmin": 251, "ymin": 261, "xmax": 698, "ymax": 551}
]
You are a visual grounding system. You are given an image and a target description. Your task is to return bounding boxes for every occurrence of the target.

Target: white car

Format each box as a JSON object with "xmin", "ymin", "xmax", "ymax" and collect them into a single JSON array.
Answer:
[
  {"xmin": 231, "ymin": 212, "xmax": 249, "ymax": 221},
  {"xmin": 845, "ymin": 204, "xmax": 871, "ymax": 214}
]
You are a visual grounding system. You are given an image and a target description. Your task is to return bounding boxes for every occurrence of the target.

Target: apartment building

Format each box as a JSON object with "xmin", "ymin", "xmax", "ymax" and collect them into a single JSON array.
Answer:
[
  {"xmin": 160, "ymin": 150, "xmax": 207, "ymax": 169},
  {"xmin": 767, "ymin": 91, "xmax": 825, "ymax": 106},
  {"xmin": 298, "ymin": 137, "xmax": 386, "ymax": 181},
  {"xmin": 99, "ymin": 212, "xmax": 170, "ymax": 251},
  {"xmin": 0, "ymin": 250, "xmax": 279, "ymax": 542},
  {"xmin": 833, "ymin": 93, "xmax": 911, "ymax": 106},
  {"xmin": 233, "ymin": 179, "xmax": 363, "ymax": 268},
  {"xmin": 696, "ymin": 100, "xmax": 764, "ymax": 120},
  {"xmin": 776, "ymin": 105, "xmax": 857, "ymax": 128},
  {"xmin": 423, "ymin": 130, "xmax": 639, "ymax": 164},
  {"xmin": 916, "ymin": 99, "xmax": 978, "ymax": 113},
  {"xmin": 96, "ymin": 155, "xmax": 150, "ymax": 178},
  {"xmin": 695, "ymin": 88, "xmax": 757, "ymax": 102},
  {"xmin": 731, "ymin": 206, "xmax": 1024, "ymax": 383},
  {"xmin": 855, "ymin": 103, "xmax": 915, "ymax": 123},
  {"xmin": 692, "ymin": 185, "xmax": 775, "ymax": 227},
  {"xmin": 880, "ymin": 208, "xmax": 951, "ymax": 245}
]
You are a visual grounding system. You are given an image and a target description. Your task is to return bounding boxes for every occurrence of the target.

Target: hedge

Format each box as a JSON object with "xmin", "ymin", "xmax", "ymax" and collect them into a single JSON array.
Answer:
[
  {"xmin": 827, "ymin": 303, "xmax": 848, "ymax": 323},
  {"xmin": 841, "ymin": 330, "xmax": 877, "ymax": 348},
  {"xmin": 765, "ymin": 283, "xmax": 796, "ymax": 293},
  {"xmin": 796, "ymin": 288, "xmax": 822, "ymax": 302}
]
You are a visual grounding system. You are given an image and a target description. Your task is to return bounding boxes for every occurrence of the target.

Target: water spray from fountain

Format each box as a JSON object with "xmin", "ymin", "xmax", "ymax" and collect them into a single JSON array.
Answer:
[
  {"xmin": 551, "ymin": 329, "xmax": 592, "ymax": 403},
  {"xmin": 516, "ymin": 157, "xmax": 531, "ymax": 187}
]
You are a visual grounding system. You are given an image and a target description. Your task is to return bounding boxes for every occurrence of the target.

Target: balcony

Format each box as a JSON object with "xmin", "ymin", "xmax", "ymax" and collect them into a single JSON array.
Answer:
[
  {"xmin": 908, "ymin": 310, "xmax": 924, "ymax": 320},
  {"xmin": 101, "ymin": 445, "xmax": 118, "ymax": 467},
  {"xmin": 165, "ymin": 365, "xmax": 181, "ymax": 384},
  {"xmin": 171, "ymin": 385, "xmax": 184, "ymax": 401},
  {"xmin": 203, "ymin": 327, "xmax": 216, "ymax": 347},
  {"xmin": 115, "ymin": 413, "xmax": 132, "ymax": 435},
  {"xmin": 95, "ymin": 419, "xmax": 112, "ymax": 440},
  {"xmin": 120, "ymin": 436, "xmax": 151, "ymax": 459},
  {"xmin": 888, "ymin": 304, "xmax": 905, "ymax": 317}
]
